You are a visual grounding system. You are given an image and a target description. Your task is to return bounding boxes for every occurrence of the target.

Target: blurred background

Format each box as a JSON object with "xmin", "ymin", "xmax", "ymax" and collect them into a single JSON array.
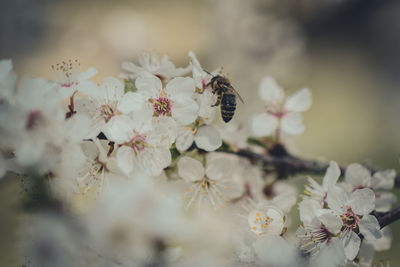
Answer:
[{"xmin": 1, "ymin": 0, "xmax": 400, "ymax": 265}]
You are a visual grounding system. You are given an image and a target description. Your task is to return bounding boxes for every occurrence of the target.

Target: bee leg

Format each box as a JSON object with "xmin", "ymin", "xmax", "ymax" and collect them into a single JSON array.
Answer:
[{"xmin": 211, "ymin": 95, "xmax": 221, "ymax": 107}]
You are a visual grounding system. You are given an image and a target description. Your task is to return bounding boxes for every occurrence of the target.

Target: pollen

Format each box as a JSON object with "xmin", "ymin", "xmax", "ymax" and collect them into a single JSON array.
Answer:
[
  {"xmin": 152, "ymin": 97, "xmax": 172, "ymax": 116},
  {"xmin": 187, "ymin": 187, "xmax": 191, "ymax": 192}
]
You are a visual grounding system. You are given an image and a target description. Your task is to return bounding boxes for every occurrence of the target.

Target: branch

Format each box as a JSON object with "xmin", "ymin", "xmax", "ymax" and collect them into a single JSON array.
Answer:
[
  {"xmin": 216, "ymin": 144, "xmax": 400, "ymax": 187},
  {"xmin": 374, "ymin": 207, "xmax": 400, "ymax": 229},
  {"xmin": 217, "ymin": 144, "xmax": 400, "ymax": 228}
]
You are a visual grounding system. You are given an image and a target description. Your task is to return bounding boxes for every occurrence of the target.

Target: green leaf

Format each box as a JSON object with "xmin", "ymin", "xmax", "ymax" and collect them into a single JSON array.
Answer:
[
  {"xmin": 247, "ymin": 137, "xmax": 267, "ymax": 148},
  {"xmin": 124, "ymin": 78, "xmax": 137, "ymax": 93},
  {"xmin": 170, "ymin": 146, "xmax": 181, "ymax": 161}
]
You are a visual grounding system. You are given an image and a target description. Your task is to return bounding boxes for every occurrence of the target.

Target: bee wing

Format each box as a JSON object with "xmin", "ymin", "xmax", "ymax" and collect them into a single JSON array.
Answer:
[{"xmin": 229, "ymin": 85, "xmax": 244, "ymax": 103}]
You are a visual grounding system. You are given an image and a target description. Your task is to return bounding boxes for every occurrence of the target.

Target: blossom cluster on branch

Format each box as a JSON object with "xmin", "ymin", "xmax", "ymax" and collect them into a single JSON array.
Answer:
[{"xmin": 0, "ymin": 52, "xmax": 398, "ymax": 267}]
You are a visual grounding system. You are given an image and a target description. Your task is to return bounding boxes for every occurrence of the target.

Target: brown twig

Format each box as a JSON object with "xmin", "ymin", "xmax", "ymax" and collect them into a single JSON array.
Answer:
[
  {"xmin": 374, "ymin": 207, "xmax": 400, "ymax": 229},
  {"xmin": 216, "ymin": 144, "xmax": 400, "ymax": 187},
  {"xmin": 216, "ymin": 144, "xmax": 400, "ymax": 228}
]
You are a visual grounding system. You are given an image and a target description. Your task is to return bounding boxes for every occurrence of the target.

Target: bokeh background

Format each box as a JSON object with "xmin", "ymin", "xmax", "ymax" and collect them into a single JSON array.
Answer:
[{"xmin": 1, "ymin": 0, "xmax": 400, "ymax": 265}]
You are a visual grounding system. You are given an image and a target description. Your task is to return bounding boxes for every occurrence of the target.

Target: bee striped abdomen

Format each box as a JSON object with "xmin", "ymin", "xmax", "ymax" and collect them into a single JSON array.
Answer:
[{"xmin": 221, "ymin": 93, "xmax": 236, "ymax": 122}]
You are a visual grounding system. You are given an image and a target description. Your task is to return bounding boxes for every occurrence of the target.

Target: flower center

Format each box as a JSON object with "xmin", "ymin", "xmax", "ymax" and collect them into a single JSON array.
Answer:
[
  {"xmin": 255, "ymin": 212, "xmax": 274, "ymax": 232},
  {"xmin": 267, "ymin": 108, "xmax": 286, "ymax": 118},
  {"xmin": 127, "ymin": 134, "xmax": 149, "ymax": 153},
  {"xmin": 52, "ymin": 59, "xmax": 80, "ymax": 87},
  {"xmin": 342, "ymin": 207, "xmax": 359, "ymax": 230},
  {"xmin": 100, "ymin": 102, "xmax": 118, "ymax": 122},
  {"xmin": 151, "ymin": 97, "xmax": 171, "ymax": 116}
]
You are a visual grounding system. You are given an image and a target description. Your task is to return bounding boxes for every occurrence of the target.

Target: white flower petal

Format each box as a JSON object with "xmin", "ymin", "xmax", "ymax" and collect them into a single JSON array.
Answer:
[
  {"xmin": 299, "ymin": 199, "xmax": 322, "ymax": 224},
  {"xmin": 175, "ymin": 128, "xmax": 194, "ymax": 152},
  {"xmin": 342, "ymin": 230, "xmax": 361, "ymax": 260},
  {"xmin": 258, "ymin": 77, "xmax": 285, "ymax": 104},
  {"xmin": 143, "ymin": 147, "xmax": 171, "ymax": 176},
  {"xmin": 194, "ymin": 125, "xmax": 222, "ymax": 151},
  {"xmin": 326, "ymin": 186, "xmax": 348, "ymax": 213},
  {"xmin": 345, "ymin": 163, "xmax": 371, "ymax": 188},
  {"xmin": 102, "ymin": 115, "xmax": 133, "ymax": 143},
  {"xmin": 284, "ymin": 88, "xmax": 312, "ymax": 112},
  {"xmin": 177, "ymin": 156, "xmax": 204, "ymax": 182},
  {"xmin": 371, "ymin": 170, "xmax": 396, "ymax": 190},
  {"xmin": 281, "ymin": 112, "xmax": 304, "ymax": 135},
  {"xmin": 318, "ymin": 213, "xmax": 342, "ymax": 234},
  {"xmin": 349, "ymin": 188, "xmax": 375, "ymax": 216},
  {"xmin": 135, "ymin": 71, "xmax": 162, "ymax": 97},
  {"xmin": 118, "ymin": 92, "xmax": 147, "ymax": 114},
  {"xmin": 250, "ymin": 113, "xmax": 278, "ymax": 137},
  {"xmin": 359, "ymin": 215, "xmax": 382, "ymax": 240},
  {"xmin": 100, "ymin": 77, "xmax": 124, "ymax": 100},
  {"xmin": 166, "ymin": 77, "xmax": 195, "ymax": 98},
  {"xmin": 322, "ymin": 161, "xmax": 341, "ymax": 190},
  {"xmin": 116, "ymin": 146, "xmax": 134, "ymax": 175},
  {"xmin": 375, "ymin": 192, "xmax": 397, "ymax": 212},
  {"xmin": 205, "ymin": 156, "xmax": 233, "ymax": 180},
  {"xmin": 172, "ymin": 96, "xmax": 199, "ymax": 125}
]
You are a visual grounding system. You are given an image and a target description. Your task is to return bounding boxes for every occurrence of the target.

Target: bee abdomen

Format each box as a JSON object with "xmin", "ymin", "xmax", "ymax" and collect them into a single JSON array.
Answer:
[{"xmin": 221, "ymin": 94, "xmax": 236, "ymax": 123}]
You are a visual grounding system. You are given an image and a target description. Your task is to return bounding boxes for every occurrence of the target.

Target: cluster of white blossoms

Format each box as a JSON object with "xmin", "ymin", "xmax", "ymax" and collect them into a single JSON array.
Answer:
[
  {"xmin": 0, "ymin": 52, "xmax": 397, "ymax": 267},
  {"xmin": 298, "ymin": 162, "xmax": 396, "ymax": 266}
]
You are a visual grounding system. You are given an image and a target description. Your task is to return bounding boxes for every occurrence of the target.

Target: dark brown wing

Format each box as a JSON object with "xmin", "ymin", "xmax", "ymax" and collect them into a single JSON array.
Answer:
[{"xmin": 228, "ymin": 85, "xmax": 244, "ymax": 104}]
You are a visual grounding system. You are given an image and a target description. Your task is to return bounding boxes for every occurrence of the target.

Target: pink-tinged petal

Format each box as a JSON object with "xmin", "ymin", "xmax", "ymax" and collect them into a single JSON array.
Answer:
[
  {"xmin": 322, "ymin": 161, "xmax": 341, "ymax": 190},
  {"xmin": 371, "ymin": 170, "xmax": 396, "ymax": 190},
  {"xmin": 284, "ymin": 88, "xmax": 312, "ymax": 112},
  {"xmin": 349, "ymin": 188, "xmax": 375, "ymax": 216},
  {"xmin": 359, "ymin": 215, "xmax": 382, "ymax": 240},
  {"xmin": 281, "ymin": 112, "xmax": 304, "ymax": 135},
  {"xmin": 345, "ymin": 163, "xmax": 371, "ymax": 188},
  {"xmin": 116, "ymin": 146, "xmax": 134, "ymax": 175},
  {"xmin": 258, "ymin": 77, "xmax": 285, "ymax": 104},
  {"xmin": 250, "ymin": 113, "xmax": 278, "ymax": 137},
  {"xmin": 177, "ymin": 156, "xmax": 204, "ymax": 182},
  {"xmin": 326, "ymin": 186, "xmax": 348, "ymax": 213},
  {"xmin": 342, "ymin": 230, "xmax": 361, "ymax": 260},
  {"xmin": 194, "ymin": 125, "xmax": 222, "ymax": 152},
  {"xmin": 166, "ymin": 77, "xmax": 195, "ymax": 98},
  {"xmin": 135, "ymin": 71, "xmax": 162, "ymax": 97}
]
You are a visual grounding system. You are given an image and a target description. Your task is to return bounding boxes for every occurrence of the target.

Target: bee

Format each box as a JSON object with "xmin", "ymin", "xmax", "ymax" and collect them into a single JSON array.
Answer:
[{"xmin": 205, "ymin": 71, "xmax": 244, "ymax": 123}]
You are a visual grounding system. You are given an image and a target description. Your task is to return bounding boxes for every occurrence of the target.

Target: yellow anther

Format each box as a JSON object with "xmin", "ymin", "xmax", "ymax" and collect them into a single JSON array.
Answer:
[
  {"xmin": 226, "ymin": 186, "xmax": 230, "ymax": 190},
  {"xmin": 185, "ymin": 127, "xmax": 191, "ymax": 131},
  {"xmin": 187, "ymin": 188, "xmax": 191, "ymax": 192},
  {"xmin": 252, "ymin": 226, "xmax": 257, "ymax": 231}
]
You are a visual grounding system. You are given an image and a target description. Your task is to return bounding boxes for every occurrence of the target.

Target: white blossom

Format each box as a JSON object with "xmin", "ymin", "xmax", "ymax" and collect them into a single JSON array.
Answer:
[
  {"xmin": 344, "ymin": 163, "xmax": 397, "ymax": 212},
  {"xmin": 302, "ymin": 161, "xmax": 341, "ymax": 207},
  {"xmin": 51, "ymin": 59, "xmax": 98, "ymax": 98},
  {"xmin": 121, "ymin": 52, "xmax": 192, "ymax": 81},
  {"xmin": 326, "ymin": 187, "xmax": 382, "ymax": 260},
  {"xmin": 251, "ymin": 76, "xmax": 312, "ymax": 137},
  {"xmin": 177, "ymin": 155, "xmax": 240, "ymax": 211}
]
